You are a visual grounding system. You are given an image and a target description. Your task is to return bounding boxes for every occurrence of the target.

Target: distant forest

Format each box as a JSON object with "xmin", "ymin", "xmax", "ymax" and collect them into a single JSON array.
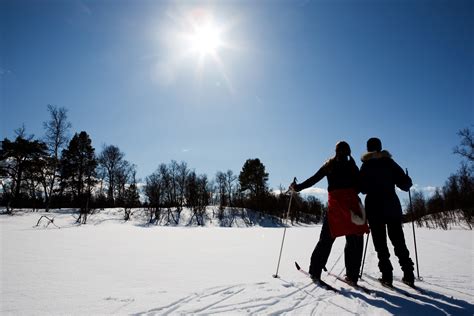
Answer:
[
  {"xmin": 0, "ymin": 105, "xmax": 325, "ymax": 224},
  {"xmin": 1, "ymin": 105, "xmax": 473, "ymax": 228}
]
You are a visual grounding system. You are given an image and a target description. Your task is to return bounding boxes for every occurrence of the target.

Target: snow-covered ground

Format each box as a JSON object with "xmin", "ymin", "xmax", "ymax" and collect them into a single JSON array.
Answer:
[{"xmin": 1, "ymin": 208, "xmax": 473, "ymax": 315}]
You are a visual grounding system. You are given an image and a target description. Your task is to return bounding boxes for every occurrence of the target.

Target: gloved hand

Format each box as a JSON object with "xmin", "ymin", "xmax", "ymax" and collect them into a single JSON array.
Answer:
[{"xmin": 288, "ymin": 177, "xmax": 298, "ymax": 192}]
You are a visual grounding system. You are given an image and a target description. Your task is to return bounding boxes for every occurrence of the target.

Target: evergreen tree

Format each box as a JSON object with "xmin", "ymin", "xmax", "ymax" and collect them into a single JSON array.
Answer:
[
  {"xmin": 60, "ymin": 132, "xmax": 97, "ymax": 214},
  {"xmin": 0, "ymin": 135, "xmax": 48, "ymax": 211},
  {"xmin": 238, "ymin": 158, "xmax": 269, "ymax": 210}
]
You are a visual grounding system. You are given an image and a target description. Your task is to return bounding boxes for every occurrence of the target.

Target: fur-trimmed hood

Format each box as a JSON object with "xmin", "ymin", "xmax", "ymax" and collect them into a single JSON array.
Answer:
[{"xmin": 361, "ymin": 150, "xmax": 392, "ymax": 162}]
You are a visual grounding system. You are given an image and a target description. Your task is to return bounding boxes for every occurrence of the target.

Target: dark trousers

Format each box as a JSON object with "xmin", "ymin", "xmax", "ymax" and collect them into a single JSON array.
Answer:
[
  {"xmin": 309, "ymin": 216, "xmax": 364, "ymax": 280},
  {"xmin": 369, "ymin": 221, "xmax": 414, "ymax": 278}
]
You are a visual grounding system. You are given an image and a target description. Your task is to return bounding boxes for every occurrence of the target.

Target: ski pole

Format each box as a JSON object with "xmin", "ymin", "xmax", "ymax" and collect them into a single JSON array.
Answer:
[
  {"xmin": 359, "ymin": 230, "xmax": 370, "ymax": 278},
  {"xmin": 406, "ymin": 169, "xmax": 421, "ymax": 280},
  {"xmin": 273, "ymin": 177, "xmax": 296, "ymax": 278}
]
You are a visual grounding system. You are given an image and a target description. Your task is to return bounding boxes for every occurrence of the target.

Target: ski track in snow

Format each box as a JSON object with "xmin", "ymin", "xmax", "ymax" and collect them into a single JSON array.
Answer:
[
  {"xmin": 132, "ymin": 277, "xmax": 474, "ymax": 315},
  {"xmin": 132, "ymin": 281, "xmax": 338, "ymax": 315}
]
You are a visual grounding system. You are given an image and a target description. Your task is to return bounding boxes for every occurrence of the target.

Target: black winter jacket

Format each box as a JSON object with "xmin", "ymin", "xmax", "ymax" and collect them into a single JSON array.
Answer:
[
  {"xmin": 359, "ymin": 150, "xmax": 412, "ymax": 223},
  {"xmin": 294, "ymin": 156, "xmax": 359, "ymax": 193}
]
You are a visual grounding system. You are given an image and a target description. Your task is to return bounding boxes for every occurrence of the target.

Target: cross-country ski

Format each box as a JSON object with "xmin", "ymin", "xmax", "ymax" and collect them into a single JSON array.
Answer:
[{"xmin": 294, "ymin": 261, "xmax": 339, "ymax": 293}]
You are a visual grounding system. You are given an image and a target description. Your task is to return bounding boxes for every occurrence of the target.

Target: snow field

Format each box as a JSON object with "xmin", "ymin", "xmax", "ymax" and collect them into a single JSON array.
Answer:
[{"xmin": 1, "ymin": 209, "xmax": 473, "ymax": 315}]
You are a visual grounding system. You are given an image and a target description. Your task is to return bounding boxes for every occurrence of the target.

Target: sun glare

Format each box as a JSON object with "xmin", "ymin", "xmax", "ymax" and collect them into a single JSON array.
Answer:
[
  {"xmin": 159, "ymin": 6, "xmax": 237, "ymax": 92},
  {"xmin": 191, "ymin": 23, "xmax": 222, "ymax": 55}
]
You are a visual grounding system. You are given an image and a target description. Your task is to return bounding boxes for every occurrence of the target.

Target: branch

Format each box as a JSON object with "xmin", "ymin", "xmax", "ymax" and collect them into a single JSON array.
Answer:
[
  {"xmin": 35, "ymin": 216, "xmax": 60, "ymax": 229},
  {"xmin": 454, "ymin": 127, "xmax": 474, "ymax": 162}
]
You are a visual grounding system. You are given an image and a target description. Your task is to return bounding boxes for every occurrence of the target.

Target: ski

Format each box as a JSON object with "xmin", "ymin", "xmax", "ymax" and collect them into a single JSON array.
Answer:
[
  {"xmin": 327, "ymin": 272, "xmax": 374, "ymax": 295},
  {"xmin": 397, "ymin": 279, "xmax": 426, "ymax": 295},
  {"xmin": 362, "ymin": 274, "xmax": 415, "ymax": 298},
  {"xmin": 377, "ymin": 278, "xmax": 415, "ymax": 298},
  {"xmin": 295, "ymin": 262, "xmax": 339, "ymax": 293}
]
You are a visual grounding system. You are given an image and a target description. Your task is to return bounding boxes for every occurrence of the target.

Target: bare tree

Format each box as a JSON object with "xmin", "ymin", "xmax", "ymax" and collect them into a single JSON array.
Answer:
[
  {"xmin": 176, "ymin": 161, "xmax": 189, "ymax": 211},
  {"xmin": 115, "ymin": 161, "xmax": 134, "ymax": 206},
  {"xmin": 225, "ymin": 170, "xmax": 237, "ymax": 207},
  {"xmin": 187, "ymin": 172, "xmax": 209, "ymax": 226},
  {"xmin": 98, "ymin": 145, "xmax": 125, "ymax": 206},
  {"xmin": 454, "ymin": 126, "xmax": 474, "ymax": 164},
  {"xmin": 157, "ymin": 163, "xmax": 178, "ymax": 225},
  {"xmin": 215, "ymin": 171, "xmax": 227, "ymax": 209},
  {"xmin": 144, "ymin": 171, "xmax": 163, "ymax": 223},
  {"xmin": 42, "ymin": 105, "xmax": 71, "ymax": 211},
  {"xmin": 123, "ymin": 168, "xmax": 140, "ymax": 221},
  {"xmin": 168, "ymin": 160, "xmax": 179, "ymax": 208}
]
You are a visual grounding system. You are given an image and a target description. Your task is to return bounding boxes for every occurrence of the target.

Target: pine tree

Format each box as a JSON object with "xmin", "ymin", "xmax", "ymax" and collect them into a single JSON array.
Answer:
[
  {"xmin": 60, "ymin": 131, "xmax": 97, "ymax": 220},
  {"xmin": 238, "ymin": 158, "xmax": 269, "ymax": 209},
  {"xmin": 0, "ymin": 135, "xmax": 48, "ymax": 211}
]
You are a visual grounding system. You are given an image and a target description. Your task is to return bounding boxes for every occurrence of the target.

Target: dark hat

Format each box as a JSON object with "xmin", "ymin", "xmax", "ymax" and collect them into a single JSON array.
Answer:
[
  {"xmin": 367, "ymin": 137, "xmax": 382, "ymax": 152},
  {"xmin": 335, "ymin": 141, "xmax": 351, "ymax": 156}
]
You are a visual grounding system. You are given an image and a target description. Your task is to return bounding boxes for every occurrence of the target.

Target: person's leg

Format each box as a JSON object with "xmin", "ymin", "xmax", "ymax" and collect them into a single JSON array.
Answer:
[
  {"xmin": 309, "ymin": 216, "xmax": 336, "ymax": 280},
  {"xmin": 369, "ymin": 222, "xmax": 393, "ymax": 284},
  {"xmin": 386, "ymin": 222, "xmax": 415, "ymax": 283},
  {"xmin": 344, "ymin": 234, "xmax": 364, "ymax": 283}
]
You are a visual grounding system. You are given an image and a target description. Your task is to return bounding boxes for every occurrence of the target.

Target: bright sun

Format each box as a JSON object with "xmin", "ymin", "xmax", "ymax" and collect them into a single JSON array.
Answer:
[
  {"xmin": 169, "ymin": 7, "xmax": 229, "ymax": 60},
  {"xmin": 190, "ymin": 23, "xmax": 222, "ymax": 56},
  {"xmin": 159, "ymin": 7, "xmax": 236, "ymax": 92}
]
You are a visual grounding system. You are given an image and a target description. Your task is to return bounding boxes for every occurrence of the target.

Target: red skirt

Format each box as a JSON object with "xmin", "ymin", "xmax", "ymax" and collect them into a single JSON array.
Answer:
[{"xmin": 327, "ymin": 188, "xmax": 369, "ymax": 238}]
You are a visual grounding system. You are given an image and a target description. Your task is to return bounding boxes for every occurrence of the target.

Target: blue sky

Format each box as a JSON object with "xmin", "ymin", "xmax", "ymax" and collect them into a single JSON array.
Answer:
[{"xmin": 1, "ymin": 0, "xmax": 472, "ymax": 203}]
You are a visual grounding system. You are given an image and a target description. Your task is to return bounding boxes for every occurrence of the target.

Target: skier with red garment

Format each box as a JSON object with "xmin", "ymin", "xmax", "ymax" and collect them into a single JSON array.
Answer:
[
  {"xmin": 290, "ymin": 141, "xmax": 369, "ymax": 285},
  {"xmin": 359, "ymin": 137, "xmax": 415, "ymax": 287}
]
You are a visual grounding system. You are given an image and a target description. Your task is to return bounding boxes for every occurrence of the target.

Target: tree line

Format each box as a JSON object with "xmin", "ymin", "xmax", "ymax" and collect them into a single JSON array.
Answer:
[
  {"xmin": 405, "ymin": 127, "xmax": 474, "ymax": 228},
  {"xmin": 1, "ymin": 106, "xmax": 472, "ymax": 227},
  {"xmin": 0, "ymin": 105, "xmax": 325, "ymax": 224},
  {"xmin": 0, "ymin": 106, "xmax": 141, "ymax": 223}
]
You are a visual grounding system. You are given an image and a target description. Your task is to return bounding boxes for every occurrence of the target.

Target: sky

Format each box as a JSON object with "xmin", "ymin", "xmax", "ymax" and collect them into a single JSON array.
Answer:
[{"xmin": 1, "ymin": 0, "xmax": 473, "ymax": 203}]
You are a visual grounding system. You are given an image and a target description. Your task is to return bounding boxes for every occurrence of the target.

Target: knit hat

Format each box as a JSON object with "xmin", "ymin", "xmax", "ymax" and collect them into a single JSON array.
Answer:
[
  {"xmin": 367, "ymin": 137, "xmax": 382, "ymax": 152},
  {"xmin": 335, "ymin": 141, "xmax": 351, "ymax": 156}
]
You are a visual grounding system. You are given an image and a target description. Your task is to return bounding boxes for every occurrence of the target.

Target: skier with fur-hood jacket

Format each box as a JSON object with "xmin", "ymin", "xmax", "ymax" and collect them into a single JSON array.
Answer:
[{"xmin": 359, "ymin": 137, "xmax": 415, "ymax": 287}]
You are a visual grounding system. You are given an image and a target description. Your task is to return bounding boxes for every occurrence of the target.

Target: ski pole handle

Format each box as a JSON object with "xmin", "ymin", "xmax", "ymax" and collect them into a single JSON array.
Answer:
[
  {"xmin": 284, "ymin": 177, "xmax": 298, "ymax": 195},
  {"xmin": 289, "ymin": 177, "xmax": 297, "ymax": 193}
]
